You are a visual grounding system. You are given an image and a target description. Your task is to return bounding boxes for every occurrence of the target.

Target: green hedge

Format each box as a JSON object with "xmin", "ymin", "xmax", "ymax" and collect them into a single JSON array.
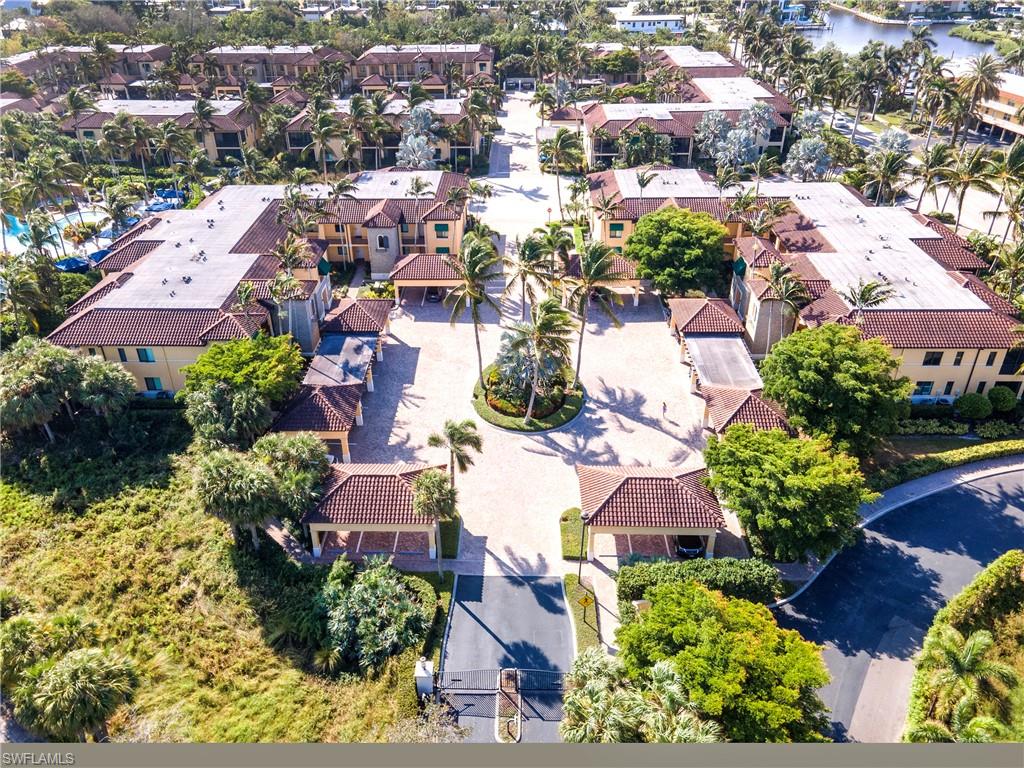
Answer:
[
  {"xmin": 616, "ymin": 557, "xmax": 781, "ymax": 605},
  {"xmin": 904, "ymin": 550, "xmax": 1024, "ymax": 738},
  {"xmin": 560, "ymin": 507, "xmax": 584, "ymax": 560},
  {"xmin": 471, "ymin": 365, "xmax": 584, "ymax": 433},
  {"xmin": 896, "ymin": 419, "xmax": 968, "ymax": 436},
  {"xmin": 869, "ymin": 440, "xmax": 1024, "ymax": 491},
  {"xmin": 975, "ymin": 421, "xmax": 1022, "ymax": 440}
]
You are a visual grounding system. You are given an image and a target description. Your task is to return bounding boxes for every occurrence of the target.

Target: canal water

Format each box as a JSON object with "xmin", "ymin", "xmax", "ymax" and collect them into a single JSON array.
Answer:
[{"xmin": 802, "ymin": 6, "xmax": 995, "ymax": 58}]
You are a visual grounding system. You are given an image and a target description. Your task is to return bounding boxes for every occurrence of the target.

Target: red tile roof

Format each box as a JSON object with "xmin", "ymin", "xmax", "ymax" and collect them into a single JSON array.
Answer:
[
  {"xmin": 772, "ymin": 210, "xmax": 835, "ymax": 253},
  {"xmin": 667, "ymin": 298, "xmax": 744, "ymax": 335},
  {"xmin": 47, "ymin": 307, "xmax": 259, "ymax": 347},
  {"xmin": 910, "ymin": 214, "xmax": 988, "ymax": 271},
  {"xmin": 274, "ymin": 383, "xmax": 364, "ymax": 433},
  {"xmin": 302, "ymin": 463, "xmax": 447, "ymax": 527},
  {"xmin": 389, "ymin": 252, "xmax": 461, "ymax": 282},
  {"xmin": 322, "ymin": 298, "xmax": 392, "ymax": 334},
  {"xmin": 948, "ymin": 271, "xmax": 1019, "ymax": 316},
  {"xmin": 701, "ymin": 386, "xmax": 790, "ymax": 434},
  {"xmin": 575, "ymin": 465, "xmax": 724, "ymax": 529},
  {"xmin": 842, "ymin": 310, "xmax": 1020, "ymax": 349},
  {"xmin": 97, "ymin": 240, "xmax": 161, "ymax": 273}
]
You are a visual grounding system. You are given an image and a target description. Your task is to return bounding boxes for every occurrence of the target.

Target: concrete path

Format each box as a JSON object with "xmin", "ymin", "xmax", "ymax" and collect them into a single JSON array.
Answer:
[{"xmin": 776, "ymin": 469, "xmax": 1024, "ymax": 742}]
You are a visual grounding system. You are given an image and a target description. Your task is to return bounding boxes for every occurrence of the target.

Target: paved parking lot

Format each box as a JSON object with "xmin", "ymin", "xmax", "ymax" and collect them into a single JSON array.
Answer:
[{"xmin": 352, "ymin": 291, "xmax": 709, "ymax": 576}]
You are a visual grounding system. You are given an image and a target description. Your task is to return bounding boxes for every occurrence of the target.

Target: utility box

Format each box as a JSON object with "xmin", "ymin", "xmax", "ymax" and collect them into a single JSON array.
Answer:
[{"xmin": 414, "ymin": 657, "xmax": 434, "ymax": 699}]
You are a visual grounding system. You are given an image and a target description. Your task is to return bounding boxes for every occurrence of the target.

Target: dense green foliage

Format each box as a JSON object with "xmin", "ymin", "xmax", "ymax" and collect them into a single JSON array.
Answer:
[
  {"xmin": 869, "ymin": 439, "xmax": 1024, "ymax": 490},
  {"xmin": 179, "ymin": 334, "xmax": 304, "ymax": 404},
  {"xmin": 182, "ymin": 382, "xmax": 272, "ymax": 450},
  {"xmin": 616, "ymin": 557, "xmax": 782, "ymax": 606},
  {"xmin": 987, "ymin": 386, "xmax": 1018, "ymax": 413},
  {"xmin": 624, "ymin": 208, "xmax": 726, "ymax": 296},
  {"xmin": 704, "ymin": 426, "xmax": 873, "ymax": 562},
  {"xmin": 617, "ymin": 582, "xmax": 831, "ymax": 743},
  {"xmin": 955, "ymin": 392, "xmax": 994, "ymax": 421},
  {"xmin": 761, "ymin": 325, "xmax": 911, "ymax": 456},
  {"xmin": 905, "ymin": 551, "xmax": 1024, "ymax": 742}
]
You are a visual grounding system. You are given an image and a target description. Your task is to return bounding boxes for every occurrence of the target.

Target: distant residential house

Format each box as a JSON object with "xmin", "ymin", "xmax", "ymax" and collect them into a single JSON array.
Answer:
[{"xmin": 352, "ymin": 44, "xmax": 495, "ymax": 89}]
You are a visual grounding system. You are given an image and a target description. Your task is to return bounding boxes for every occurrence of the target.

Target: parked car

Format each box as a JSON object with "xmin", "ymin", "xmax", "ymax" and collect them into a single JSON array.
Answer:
[
  {"xmin": 425, "ymin": 287, "xmax": 443, "ymax": 303},
  {"xmin": 674, "ymin": 535, "xmax": 706, "ymax": 559}
]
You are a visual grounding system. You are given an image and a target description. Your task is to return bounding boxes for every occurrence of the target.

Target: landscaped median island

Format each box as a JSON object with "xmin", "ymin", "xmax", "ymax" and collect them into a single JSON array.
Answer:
[
  {"xmin": 903, "ymin": 550, "xmax": 1024, "ymax": 743},
  {"xmin": 559, "ymin": 508, "xmax": 585, "ymax": 561},
  {"xmin": 563, "ymin": 574, "xmax": 600, "ymax": 653},
  {"xmin": 471, "ymin": 364, "xmax": 584, "ymax": 433},
  {"xmin": 868, "ymin": 438, "xmax": 1024, "ymax": 491}
]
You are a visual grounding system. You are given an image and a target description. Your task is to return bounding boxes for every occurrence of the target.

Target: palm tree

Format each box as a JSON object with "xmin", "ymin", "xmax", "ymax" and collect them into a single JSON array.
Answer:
[
  {"xmin": 97, "ymin": 189, "xmax": 138, "ymax": 235},
  {"xmin": 305, "ymin": 109, "xmax": 342, "ymax": 182},
  {"xmin": 531, "ymin": 84, "xmax": 558, "ymax": 126},
  {"xmin": 913, "ymin": 143, "xmax": 953, "ymax": 213},
  {"xmin": 14, "ymin": 157, "xmax": 69, "ymax": 256},
  {"xmin": 838, "ymin": 278, "xmax": 896, "ymax": 324},
  {"xmin": 505, "ymin": 297, "xmax": 577, "ymax": 423},
  {"xmin": 77, "ymin": 357, "xmax": 135, "ymax": 418},
  {"xmin": 62, "ymin": 87, "xmax": 97, "ymax": 167},
  {"xmin": 956, "ymin": 54, "xmax": 1005, "ymax": 137},
  {"xmin": 445, "ymin": 233, "xmax": 502, "ymax": 390},
  {"xmin": 990, "ymin": 241, "xmax": 1024, "ymax": 302},
  {"xmin": 152, "ymin": 119, "xmax": 190, "ymax": 169},
  {"xmin": 641, "ymin": 661, "xmax": 723, "ymax": 743},
  {"xmin": 189, "ymin": 97, "xmax": 217, "ymax": 150},
  {"xmin": 1000, "ymin": 183, "xmax": 1024, "ymax": 243},
  {"xmin": 983, "ymin": 141, "xmax": 1024, "ymax": 235},
  {"xmin": 942, "ymin": 147, "xmax": 996, "ymax": 231},
  {"xmin": 273, "ymin": 232, "xmax": 312, "ymax": 276},
  {"xmin": 27, "ymin": 647, "xmax": 137, "ymax": 742},
  {"xmin": 635, "ymin": 168, "xmax": 659, "ymax": 202},
  {"xmin": 762, "ymin": 262, "xmax": 810, "ymax": 352},
  {"xmin": 411, "ymin": 468, "xmax": 457, "ymax": 576},
  {"xmin": 906, "ymin": 697, "xmax": 1006, "ymax": 743},
  {"xmin": 561, "ymin": 677, "xmax": 646, "ymax": 743},
  {"xmin": 545, "ymin": 132, "xmax": 583, "ymax": 221},
  {"xmin": 194, "ymin": 449, "xmax": 280, "ymax": 548},
  {"xmin": 564, "ymin": 241, "xmax": 624, "ymax": 388},
  {"xmin": 503, "ymin": 235, "xmax": 550, "ymax": 320},
  {"xmin": 713, "ymin": 165, "xmax": 740, "ymax": 208},
  {"xmin": 269, "ymin": 271, "xmax": 303, "ymax": 337},
  {"xmin": 747, "ymin": 153, "xmax": 781, "ymax": 197},
  {"xmin": 0, "ymin": 258, "xmax": 46, "ymax": 334},
  {"xmin": 122, "ymin": 116, "xmax": 155, "ymax": 191},
  {"xmin": 918, "ymin": 626, "xmax": 1020, "ymax": 720},
  {"xmin": 427, "ymin": 419, "xmax": 483, "ymax": 488},
  {"xmin": 534, "ymin": 221, "xmax": 574, "ymax": 277},
  {"xmin": 406, "ymin": 175, "xmax": 434, "ymax": 251},
  {"xmin": 864, "ymin": 150, "xmax": 911, "ymax": 206}
]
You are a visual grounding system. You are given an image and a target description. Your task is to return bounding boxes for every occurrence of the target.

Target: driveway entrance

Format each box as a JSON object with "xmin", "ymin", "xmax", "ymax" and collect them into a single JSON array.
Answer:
[{"xmin": 439, "ymin": 575, "xmax": 573, "ymax": 742}]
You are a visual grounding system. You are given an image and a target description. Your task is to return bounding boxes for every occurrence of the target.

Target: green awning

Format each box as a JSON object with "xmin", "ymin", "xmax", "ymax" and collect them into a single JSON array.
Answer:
[
  {"xmin": 733, "ymin": 258, "xmax": 746, "ymax": 276},
  {"xmin": 317, "ymin": 256, "xmax": 331, "ymax": 276}
]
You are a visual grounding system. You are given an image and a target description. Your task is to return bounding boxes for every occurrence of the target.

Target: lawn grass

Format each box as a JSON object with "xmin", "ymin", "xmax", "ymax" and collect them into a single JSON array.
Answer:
[
  {"xmin": 413, "ymin": 571, "xmax": 456, "ymax": 670},
  {"xmin": 440, "ymin": 513, "xmax": 461, "ymax": 559},
  {"xmin": 563, "ymin": 574, "xmax": 600, "ymax": 653},
  {"xmin": 560, "ymin": 507, "xmax": 584, "ymax": 561},
  {"xmin": 0, "ymin": 414, "xmax": 452, "ymax": 742}
]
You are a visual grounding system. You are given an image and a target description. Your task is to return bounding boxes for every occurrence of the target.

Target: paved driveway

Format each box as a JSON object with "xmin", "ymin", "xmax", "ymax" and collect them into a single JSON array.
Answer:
[
  {"xmin": 441, "ymin": 575, "xmax": 573, "ymax": 743},
  {"xmin": 776, "ymin": 471, "xmax": 1024, "ymax": 742},
  {"xmin": 352, "ymin": 291, "xmax": 708, "ymax": 576}
]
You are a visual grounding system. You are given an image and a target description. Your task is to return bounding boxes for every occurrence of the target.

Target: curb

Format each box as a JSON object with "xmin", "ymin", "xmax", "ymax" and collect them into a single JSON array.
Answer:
[
  {"xmin": 437, "ymin": 573, "xmax": 459, "ymax": 676},
  {"xmin": 770, "ymin": 459, "xmax": 1024, "ymax": 609},
  {"xmin": 473, "ymin": 387, "xmax": 588, "ymax": 436}
]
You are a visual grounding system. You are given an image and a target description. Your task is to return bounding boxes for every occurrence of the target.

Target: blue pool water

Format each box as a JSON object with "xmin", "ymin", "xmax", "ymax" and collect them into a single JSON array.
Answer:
[{"xmin": 2, "ymin": 209, "xmax": 109, "ymax": 256}]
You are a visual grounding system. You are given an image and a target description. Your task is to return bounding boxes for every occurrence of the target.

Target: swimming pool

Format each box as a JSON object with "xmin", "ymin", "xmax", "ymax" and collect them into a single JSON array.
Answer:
[{"xmin": 2, "ymin": 209, "xmax": 110, "ymax": 257}]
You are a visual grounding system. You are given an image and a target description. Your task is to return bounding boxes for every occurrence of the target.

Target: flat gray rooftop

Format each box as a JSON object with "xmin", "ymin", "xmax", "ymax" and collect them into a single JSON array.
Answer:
[
  {"xmin": 94, "ymin": 98, "xmax": 241, "ymax": 117},
  {"xmin": 686, "ymin": 336, "xmax": 763, "ymax": 391},
  {"xmin": 304, "ymin": 334, "xmax": 377, "ymax": 386}
]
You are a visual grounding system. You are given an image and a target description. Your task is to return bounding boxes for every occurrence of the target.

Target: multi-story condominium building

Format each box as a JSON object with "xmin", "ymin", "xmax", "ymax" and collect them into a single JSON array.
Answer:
[
  {"xmin": 190, "ymin": 45, "xmax": 353, "ymax": 91},
  {"xmin": 579, "ymin": 43, "xmax": 747, "ymax": 86},
  {"xmin": 284, "ymin": 96, "xmax": 484, "ymax": 171},
  {"xmin": 948, "ymin": 58, "xmax": 1024, "ymax": 142},
  {"xmin": 609, "ymin": 4, "xmax": 685, "ymax": 33},
  {"xmin": 46, "ymin": 186, "xmax": 335, "ymax": 394},
  {"xmin": 573, "ymin": 78, "xmax": 792, "ymax": 168},
  {"xmin": 587, "ymin": 167, "xmax": 1023, "ymax": 401},
  {"xmin": 1, "ymin": 44, "xmax": 172, "ymax": 93},
  {"xmin": 352, "ymin": 44, "xmax": 495, "ymax": 91},
  {"xmin": 61, "ymin": 99, "xmax": 259, "ymax": 163}
]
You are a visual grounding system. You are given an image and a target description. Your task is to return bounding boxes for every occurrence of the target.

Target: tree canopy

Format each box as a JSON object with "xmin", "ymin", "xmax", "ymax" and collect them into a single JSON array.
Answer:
[
  {"xmin": 760, "ymin": 324, "xmax": 910, "ymax": 456},
  {"xmin": 705, "ymin": 425, "xmax": 873, "ymax": 562},
  {"xmin": 617, "ymin": 581, "xmax": 831, "ymax": 743},
  {"xmin": 624, "ymin": 208, "xmax": 725, "ymax": 296},
  {"xmin": 179, "ymin": 333, "xmax": 304, "ymax": 404}
]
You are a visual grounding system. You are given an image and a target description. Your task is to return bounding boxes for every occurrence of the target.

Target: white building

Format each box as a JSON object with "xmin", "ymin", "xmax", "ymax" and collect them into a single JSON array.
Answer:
[{"xmin": 610, "ymin": 3, "xmax": 685, "ymax": 34}]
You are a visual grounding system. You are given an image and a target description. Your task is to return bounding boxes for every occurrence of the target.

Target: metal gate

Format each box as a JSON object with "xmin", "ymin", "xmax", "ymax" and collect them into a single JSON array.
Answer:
[{"xmin": 435, "ymin": 668, "xmax": 566, "ymax": 737}]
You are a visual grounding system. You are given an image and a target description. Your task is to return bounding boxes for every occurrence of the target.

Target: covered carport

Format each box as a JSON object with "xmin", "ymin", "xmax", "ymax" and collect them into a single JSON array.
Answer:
[
  {"xmin": 389, "ymin": 252, "xmax": 462, "ymax": 307},
  {"xmin": 575, "ymin": 464, "xmax": 725, "ymax": 561},
  {"xmin": 684, "ymin": 335, "xmax": 763, "ymax": 394},
  {"xmin": 563, "ymin": 252, "xmax": 642, "ymax": 307},
  {"xmin": 302, "ymin": 463, "xmax": 445, "ymax": 560}
]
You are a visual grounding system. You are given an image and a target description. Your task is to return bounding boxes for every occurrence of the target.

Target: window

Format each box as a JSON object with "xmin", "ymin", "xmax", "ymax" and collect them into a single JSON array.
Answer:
[
  {"xmin": 437, "ymin": 246, "xmax": 450, "ymax": 254},
  {"xmin": 376, "ymin": 234, "xmax": 389, "ymax": 250},
  {"xmin": 83, "ymin": 130, "xmax": 95, "ymax": 140},
  {"xmin": 609, "ymin": 223, "xmax": 625, "ymax": 238},
  {"xmin": 953, "ymin": 351, "xmax": 964, "ymax": 366},
  {"xmin": 88, "ymin": 348, "xmax": 96, "ymax": 356},
  {"xmin": 136, "ymin": 348, "xmax": 155, "ymax": 363},
  {"xmin": 1001, "ymin": 348, "xmax": 1024, "ymax": 375},
  {"xmin": 434, "ymin": 223, "xmax": 449, "ymax": 239},
  {"xmin": 986, "ymin": 351, "xmax": 998, "ymax": 366},
  {"xmin": 479, "ymin": 63, "xmax": 486, "ymax": 72},
  {"xmin": 943, "ymin": 381, "xmax": 954, "ymax": 396},
  {"xmin": 400, "ymin": 223, "xmax": 409, "ymax": 234},
  {"xmin": 922, "ymin": 351, "xmax": 943, "ymax": 366},
  {"xmin": 913, "ymin": 381, "xmax": 934, "ymax": 396},
  {"xmin": 118, "ymin": 348, "xmax": 128, "ymax": 363},
  {"xmin": 977, "ymin": 381, "xmax": 987, "ymax": 394},
  {"xmin": 144, "ymin": 377, "xmax": 162, "ymax": 391}
]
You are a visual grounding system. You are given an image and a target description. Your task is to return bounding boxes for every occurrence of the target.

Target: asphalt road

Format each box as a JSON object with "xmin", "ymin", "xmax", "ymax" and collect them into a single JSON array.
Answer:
[
  {"xmin": 777, "ymin": 472, "xmax": 1024, "ymax": 742},
  {"xmin": 440, "ymin": 575, "xmax": 573, "ymax": 743}
]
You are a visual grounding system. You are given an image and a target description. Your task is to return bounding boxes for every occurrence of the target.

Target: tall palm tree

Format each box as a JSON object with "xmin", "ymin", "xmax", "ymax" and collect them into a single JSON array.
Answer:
[
  {"xmin": 61, "ymin": 87, "xmax": 97, "ymax": 167},
  {"xmin": 913, "ymin": 143, "xmax": 953, "ymax": 213},
  {"xmin": 864, "ymin": 149, "xmax": 911, "ymax": 206},
  {"xmin": 1000, "ymin": 183, "xmax": 1024, "ymax": 243},
  {"xmin": 427, "ymin": 418, "xmax": 483, "ymax": 488},
  {"xmin": 990, "ymin": 241, "xmax": 1024, "ymax": 302},
  {"xmin": 530, "ymin": 84, "xmax": 558, "ymax": 127},
  {"xmin": 14, "ymin": 157, "xmax": 69, "ymax": 257},
  {"xmin": 942, "ymin": 147, "xmax": 996, "ymax": 231},
  {"xmin": 956, "ymin": 54, "xmax": 1005, "ymax": 137},
  {"xmin": 762, "ymin": 262, "xmax": 810, "ymax": 352},
  {"xmin": 0, "ymin": 258, "xmax": 46, "ymax": 334},
  {"xmin": 541, "ymin": 128, "xmax": 583, "ymax": 222},
  {"xmin": 564, "ymin": 241, "xmax": 624, "ymax": 388},
  {"xmin": 503, "ymin": 235, "xmax": 550, "ymax": 320},
  {"xmin": 747, "ymin": 153, "xmax": 781, "ymax": 197},
  {"xmin": 983, "ymin": 141, "xmax": 1024, "ymax": 235},
  {"xmin": 445, "ymin": 233, "xmax": 502, "ymax": 390},
  {"xmin": 635, "ymin": 168, "xmax": 659, "ymax": 202},
  {"xmin": 838, "ymin": 278, "xmax": 896, "ymax": 324},
  {"xmin": 906, "ymin": 703, "xmax": 1005, "ymax": 743},
  {"xmin": 505, "ymin": 297, "xmax": 576, "ymax": 423},
  {"xmin": 533, "ymin": 221, "xmax": 574, "ymax": 277},
  {"xmin": 641, "ymin": 661, "xmax": 723, "ymax": 743},
  {"xmin": 304, "ymin": 109, "xmax": 342, "ymax": 183},
  {"xmin": 269, "ymin": 271, "xmax": 303, "ymax": 337},
  {"xmin": 918, "ymin": 625, "xmax": 1019, "ymax": 721},
  {"xmin": 406, "ymin": 175, "xmax": 434, "ymax": 251},
  {"xmin": 189, "ymin": 97, "xmax": 217, "ymax": 151},
  {"xmin": 122, "ymin": 116, "xmax": 155, "ymax": 191}
]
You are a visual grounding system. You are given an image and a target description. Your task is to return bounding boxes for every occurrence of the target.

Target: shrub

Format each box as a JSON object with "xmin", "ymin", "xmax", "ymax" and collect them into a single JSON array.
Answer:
[
  {"xmin": 403, "ymin": 574, "xmax": 440, "ymax": 626},
  {"xmin": 896, "ymin": 418, "xmax": 969, "ymax": 436},
  {"xmin": 955, "ymin": 392, "xmax": 993, "ymax": 420},
  {"xmin": 179, "ymin": 334, "xmax": 304, "ymax": 404},
  {"xmin": 909, "ymin": 402, "xmax": 955, "ymax": 419},
  {"xmin": 975, "ymin": 420, "xmax": 1021, "ymax": 439},
  {"xmin": 0, "ymin": 587, "xmax": 30, "ymax": 621},
  {"xmin": 987, "ymin": 386, "xmax": 1018, "ymax": 414},
  {"xmin": 869, "ymin": 439, "xmax": 1024, "ymax": 490},
  {"xmin": 927, "ymin": 210, "xmax": 956, "ymax": 225},
  {"xmin": 360, "ymin": 281, "xmax": 396, "ymax": 299},
  {"xmin": 616, "ymin": 558, "xmax": 781, "ymax": 605}
]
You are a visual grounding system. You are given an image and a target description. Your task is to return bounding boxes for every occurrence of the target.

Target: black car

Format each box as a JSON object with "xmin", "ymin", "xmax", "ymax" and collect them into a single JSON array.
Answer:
[
  {"xmin": 674, "ymin": 535, "xmax": 706, "ymax": 559},
  {"xmin": 425, "ymin": 287, "xmax": 443, "ymax": 303}
]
